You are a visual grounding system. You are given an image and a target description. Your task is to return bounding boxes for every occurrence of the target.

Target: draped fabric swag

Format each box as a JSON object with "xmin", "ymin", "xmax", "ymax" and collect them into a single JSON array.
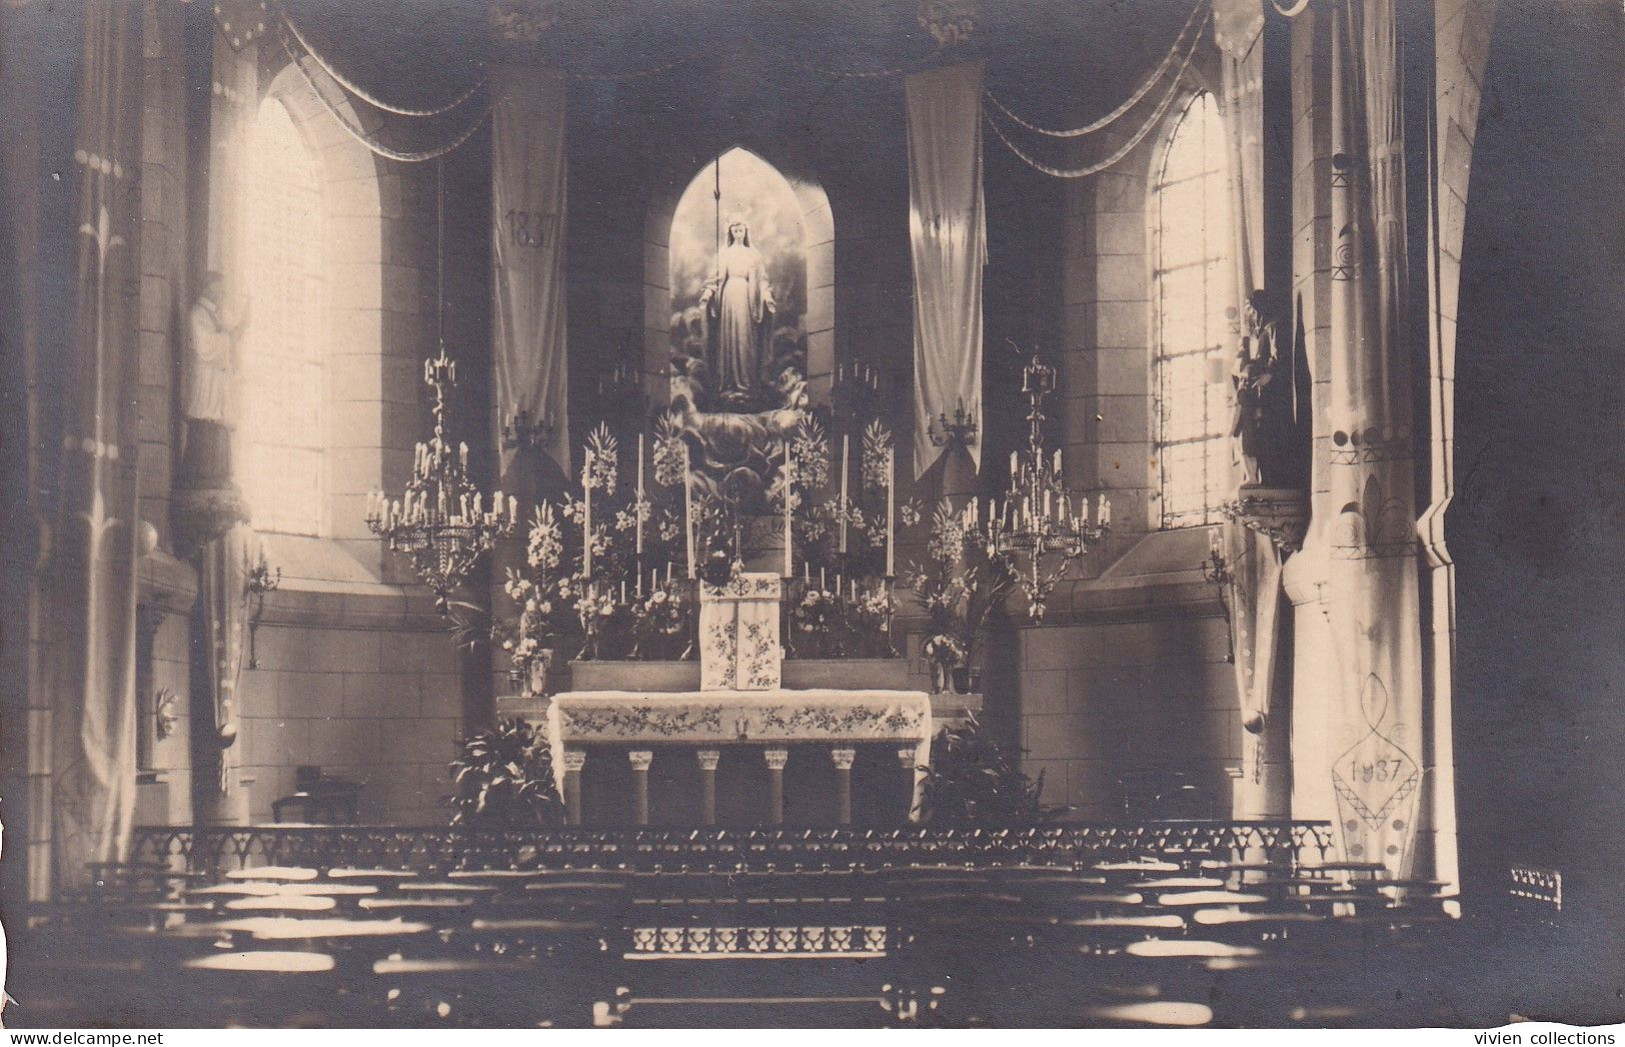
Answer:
[
  {"xmin": 47, "ymin": 0, "xmax": 144, "ymax": 883},
  {"xmin": 1213, "ymin": 0, "xmax": 1289, "ymax": 818},
  {"xmin": 906, "ymin": 61, "xmax": 987, "ymax": 480},
  {"xmin": 1325, "ymin": 0, "xmax": 1426, "ymax": 876},
  {"xmin": 492, "ymin": 64, "xmax": 571, "ymax": 480}
]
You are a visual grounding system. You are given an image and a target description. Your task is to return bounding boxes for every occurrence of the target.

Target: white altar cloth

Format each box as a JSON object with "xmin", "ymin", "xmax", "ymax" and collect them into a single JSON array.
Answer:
[{"xmin": 546, "ymin": 689, "xmax": 933, "ymax": 819}]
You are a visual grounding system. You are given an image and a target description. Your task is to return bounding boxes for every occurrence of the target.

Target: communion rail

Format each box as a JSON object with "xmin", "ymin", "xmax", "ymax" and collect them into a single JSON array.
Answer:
[{"xmin": 129, "ymin": 822, "xmax": 1335, "ymax": 877}]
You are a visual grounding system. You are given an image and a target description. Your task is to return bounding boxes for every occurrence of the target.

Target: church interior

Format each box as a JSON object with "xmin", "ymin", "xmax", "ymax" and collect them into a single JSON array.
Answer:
[{"xmin": 1, "ymin": 0, "xmax": 1621, "ymax": 1029}]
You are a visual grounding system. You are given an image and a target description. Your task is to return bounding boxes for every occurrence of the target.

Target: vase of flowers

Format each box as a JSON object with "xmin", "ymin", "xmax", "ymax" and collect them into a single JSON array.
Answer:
[
  {"xmin": 902, "ymin": 501, "xmax": 1017, "ymax": 692},
  {"xmin": 923, "ymin": 633, "xmax": 965, "ymax": 695},
  {"xmin": 631, "ymin": 582, "xmax": 688, "ymax": 660}
]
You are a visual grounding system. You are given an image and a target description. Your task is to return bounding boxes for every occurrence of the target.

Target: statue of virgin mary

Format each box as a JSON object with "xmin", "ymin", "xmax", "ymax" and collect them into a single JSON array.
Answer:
[{"xmin": 698, "ymin": 216, "xmax": 776, "ymax": 409}]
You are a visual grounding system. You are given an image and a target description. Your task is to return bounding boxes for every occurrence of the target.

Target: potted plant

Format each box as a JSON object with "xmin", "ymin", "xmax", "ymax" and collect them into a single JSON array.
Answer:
[
  {"xmin": 447, "ymin": 718, "xmax": 564, "ymax": 828},
  {"xmin": 917, "ymin": 712, "xmax": 1067, "ymax": 827}
]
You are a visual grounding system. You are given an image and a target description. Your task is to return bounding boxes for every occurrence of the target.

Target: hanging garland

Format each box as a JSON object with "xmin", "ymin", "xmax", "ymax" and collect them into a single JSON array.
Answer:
[
  {"xmin": 983, "ymin": 0, "xmax": 1209, "ymax": 139},
  {"xmin": 983, "ymin": 8, "xmax": 1210, "ymax": 180},
  {"xmin": 282, "ymin": 29, "xmax": 491, "ymax": 163},
  {"xmin": 282, "ymin": 10, "xmax": 488, "ymax": 118}
]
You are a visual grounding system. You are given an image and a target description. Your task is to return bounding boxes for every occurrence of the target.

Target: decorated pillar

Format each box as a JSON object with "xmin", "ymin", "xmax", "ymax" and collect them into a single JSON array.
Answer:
[{"xmin": 1321, "ymin": 0, "xmax": 1428, "ymax": 878}]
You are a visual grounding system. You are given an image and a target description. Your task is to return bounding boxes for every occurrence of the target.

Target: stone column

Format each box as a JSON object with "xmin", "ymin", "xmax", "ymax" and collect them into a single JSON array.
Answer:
[
  {"xmin": 696, "ymin": 749, "xmax": 721, "ymax": 826},
  {"xmin": 562, "ymin": 749, "xmax": 587, "ymax": 826},
  {"xmin": 831, "ymin": 748, "xmax": 856, "ymax": 825},
  {"xmin": 897, "ymin": 747, "xmax": 920, "ymax": 821},
  {"xmin": 763, "ymin": 748, "xmax": 790, "ymax": 825},
  {"xmin": 628, "ymin": 750, "xmax": 654, "ymax": 826}
]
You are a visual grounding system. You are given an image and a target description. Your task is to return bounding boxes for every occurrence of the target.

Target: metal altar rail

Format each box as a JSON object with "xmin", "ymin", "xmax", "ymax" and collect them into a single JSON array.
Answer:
[{"xmin": 129, "ymin": 822, "xmax": 1336, "ymax": 876}]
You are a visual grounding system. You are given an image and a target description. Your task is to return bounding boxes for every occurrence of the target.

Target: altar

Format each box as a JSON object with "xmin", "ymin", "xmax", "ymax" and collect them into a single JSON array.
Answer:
[
  {"xmin": 537, "ymin": 573, "xmax": 934, "ymax": 827},
  {"xmin": 546, "ymin": 689, "xmax": 932, "ymax": 826}
]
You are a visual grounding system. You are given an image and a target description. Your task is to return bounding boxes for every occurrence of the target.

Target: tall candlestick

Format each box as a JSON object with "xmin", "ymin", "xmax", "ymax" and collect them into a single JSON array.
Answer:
[
  {"xmin": 582, "ymin": 452, "xmax": 594, "ymax": 579},
  {"xmin": 885, "ymin": 449, "xmax": 895, "ymax": 578},
  {"xmin": 782, "ymin": 440, "xmax": 794, "ymax": 578},
  {"xmin": 839, "ymin": 434, "xmax": 850, "ymax": 555},
  {"xmin": 635, "ymin": 433, "xmax": 646, "ymax": 557},
  {"xmin": 683, "ymin": 444, "xmax": 696, "ymax": 579}
]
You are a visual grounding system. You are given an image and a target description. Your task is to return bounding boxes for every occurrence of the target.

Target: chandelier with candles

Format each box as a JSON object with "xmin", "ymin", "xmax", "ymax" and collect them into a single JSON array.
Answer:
[
  {"xmin": 969, "ymin": 352, "xmax": 1110, "ymax": 620},
  {"xmin": 366, "ymin": 346, "xmax": 517, "ymax": 612}
]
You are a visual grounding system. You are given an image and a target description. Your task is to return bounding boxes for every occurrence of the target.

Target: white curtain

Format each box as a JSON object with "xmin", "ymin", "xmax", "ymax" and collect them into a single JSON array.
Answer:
[
  {"xmin": 906, "ymin": 61, "xmax": 986, "ymax": 480},
  {"xmin": 49, "ymin": 0, "xmax": 143, "ymax": 884},
  {"xmin": 492, "ymin": 63, "xmax": 570, "ymax": 480},
  {"xmin": 1325, "ymin": 0, "xmax": 1425, "ymax": 877}
]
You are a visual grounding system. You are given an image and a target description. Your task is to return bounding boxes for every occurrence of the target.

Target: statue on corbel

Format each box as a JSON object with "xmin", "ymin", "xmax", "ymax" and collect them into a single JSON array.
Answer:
[
  {"xmin": 1224, "ymin": 290, "xmax": 1308, "ymax": 554},
  {"xmin": 173, "ymin": 272, "xmax": 250, "ymax": 552}
]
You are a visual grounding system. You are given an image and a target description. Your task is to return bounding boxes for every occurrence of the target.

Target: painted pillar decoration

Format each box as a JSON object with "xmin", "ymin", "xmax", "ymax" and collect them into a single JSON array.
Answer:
[
  {"xmin": 1324, "ymin": 0, "xmax": 1426, "ymax": 877},
  {"xmin": 48, "ymin": 0, "xmax": 145, "ymax": 883},
  {"xmin": 491, "ymin": 49, "xmax": 570, "ymax": 482},
  {"xmin": 906, "ymin": 60, "xmax": 987, "ymax": 481},
  {"xmin": 1214, "ymin": 0, "xmax": 1292, "ymax": 819}
]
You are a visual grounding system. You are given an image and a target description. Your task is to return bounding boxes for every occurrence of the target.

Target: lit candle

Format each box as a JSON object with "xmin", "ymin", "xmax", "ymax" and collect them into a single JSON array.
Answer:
[
  {"xmin": 839, "ymin": 434, "xmax": 850, "ymax": 555},
  {"xmin": 885, "ymin": 448, "xmax": 895, "ymax": 578},
  {"xmin": 1103, "ymin": 497, "xmax": 1112, "ymax": 526},
  {"xmin": 583, "ymin": 452, "xmax": 594, "ymax": 580},
  {"xmin": 783, "ymin": 440, "xmax": 794, "ymax": 578},
  {"xmin": 509, "ymin": 495, "xmax": 517, "ymax": 522},
  {"xmin": 1010, "ymin": 451, "xmax": 1018, "ymax": 475},
  {"xmin": 635, "ymin": 433, "xmax": 646, "ymax": 557},
  {"xmin": 683, "ymin": 444, "xmax": 696, "ymax": 579},
  {"xmin": 1053, "ymin": 448, "xmax": 1062, "ymax": 474},
  {"xmin": 460, "ymin": 442, "xmax": 469, "ymax": 472}
]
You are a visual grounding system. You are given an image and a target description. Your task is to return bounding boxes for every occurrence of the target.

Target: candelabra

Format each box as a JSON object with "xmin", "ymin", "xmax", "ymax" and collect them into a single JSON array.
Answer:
[
  {"xmin": 967, "ymin": 353, "xmax": 1109, "ymax": 620},
  {"xmin": 927, "ymin": 396, "xmax": 979, "ymax": 450},
  {"xmin": 367, "ymin": 346, "xmax": 517, "ymax": 612}
]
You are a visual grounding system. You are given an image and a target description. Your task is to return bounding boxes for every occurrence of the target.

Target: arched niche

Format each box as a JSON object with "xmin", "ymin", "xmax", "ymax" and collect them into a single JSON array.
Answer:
[{"xmin": 644, "ymin": 146, "xmax": 834, "ymax": 409}]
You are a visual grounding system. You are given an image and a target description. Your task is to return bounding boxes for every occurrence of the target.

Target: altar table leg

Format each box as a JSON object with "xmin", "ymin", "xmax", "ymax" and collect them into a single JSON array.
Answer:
[
  {"xmin": 764, "ymin": 748, "xmax": 789, "ymax": 825},
  {"xmin": 696, "ymin": 749, "xmax": 721, "ymax": 826},
  {"xmin": 831, "ymin": 748, "xmax": 856, "ymax": 825},
  {"xmin": 629, "ymin": 750, "xmax": 654, "ymax": 826},
  {"xmin": 563, "ymin": 749, "xmax": 588, "ymax": 827}
]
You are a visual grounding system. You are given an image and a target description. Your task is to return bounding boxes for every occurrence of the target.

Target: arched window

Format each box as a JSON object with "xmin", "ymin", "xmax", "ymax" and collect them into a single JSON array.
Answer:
[
  {"xmin": 1152, "ymin": 92, "xmax": 1234, "ymax": 528},
  {"xmin": 240, "ymin": 96, "xmax": 325, "ymax": 536}
]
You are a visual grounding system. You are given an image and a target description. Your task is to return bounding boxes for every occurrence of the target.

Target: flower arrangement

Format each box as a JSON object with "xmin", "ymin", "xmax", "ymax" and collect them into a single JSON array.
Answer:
[
  {"xmin": 902, "ymin": 500, "xmax": 1018, "ymax": 691},
  {"xmin": 630, "ymin": 580, "xmax": 689, "ymax": 659}
]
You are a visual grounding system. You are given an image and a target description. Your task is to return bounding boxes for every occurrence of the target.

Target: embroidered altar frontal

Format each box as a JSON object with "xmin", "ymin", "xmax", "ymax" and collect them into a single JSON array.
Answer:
[{"xmin": 699, "ymin": 573, "xmax": 783, "ymax": 691}]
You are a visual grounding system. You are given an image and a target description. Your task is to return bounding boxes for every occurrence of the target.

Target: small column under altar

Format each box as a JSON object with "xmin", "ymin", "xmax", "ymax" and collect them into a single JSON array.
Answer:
[
  {"xmin": 696, "ymin": 749, "xmax": 721, "ymax": 826},
  {"xmin": 563, "ymin": 749, "xmax": 587, "ymax": 826},
  {"xmin": 831, "ymin": 747, "xmax": 856, "ymax": 825},
  {"xmin": 763, "ymin": 748, "xmax": 789, "ymax": 825},
  {"xmin": 629, "ymin": 750, "xmax": 654, "ymax": 826}
]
